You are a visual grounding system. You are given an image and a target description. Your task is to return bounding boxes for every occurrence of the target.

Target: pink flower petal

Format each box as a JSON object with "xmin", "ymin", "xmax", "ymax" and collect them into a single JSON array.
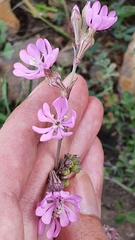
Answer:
[
  {"xmin": 19, "ymin": 50, "xmax": 31, "ymax": 65},
  {"xmin": 85, "ymin": 8, "xmax": 93, "ymax": 26},
  {"xmin": 40, "ymin": 128, "xmax": 54, "ymax": 142},
  {"xmin": 64, "ymin": 205, "xmax": 78, "ymax": 222},
  {"xmin": 60, "ymin": 211, "xmax": 69, "ymax": 227},
  {"xmin": 44, "ymin": 39, "xmax": 52, "ymax": 54},
  {"xmin": 13, "ymin": 63, "xmax": 42, "ymax": 79},
  {"xmin": 42, "ymin": 205, "xmax": 55, "ymax": 224},
  {"xmin": 44, "ymin": 54, "xmax": 55, "ymax": 68},
  {"xmin": 36, "ymin": 38, "xmax": 47, "ymax": 56},
  {"xmin": 100, "ymin": 5, "xmax": 108, "ymax": 16},
  {"xmin": 38, "ymin": 109, "xmax": 53, "ymax": 123},
  {"xmin": 101, "ymin": 17, "xmax": 118, "ymax": 30},
  {"xmin": 27, "ymin": 44, "xmax": 40, "ymax": 60},
  {"xmin": 92, "ymin": 1, "xmax": 101, "ymax": 16},
  {"xmin": 32, "ymin": 126, "xmax": 53, "ymax": 134},
  {"xmin": 60, "ymin": 190, "xmax": 70, "ymax": 198},
  {"xmin": 40, "ymin": 198, "xmax": 48, "ymax": 208},
  {"xmin": 35, "ymin": 206, "xmax": 46, "ymax": 216},
  {"xmin": 43, "ymin": 102, "xmax": 54, "ymax": 119},
  {"xmin": 53, "ymin": 97, "xmax": 68, "ymax": 120},
  {"xmin": 53, "ymin": 218, "xmax": 61, "ymax": 238},
  {"xmin": 37, "ymin": 219, "xmax": 46, "ymax": 236},
  {"xmin": 108, "ymin": 10, "xmax": 116, "ymax": 17},
  {"xmin": 52, "ymin": 48, "xmax": 59, "ymax": 62},
  {"xmin": 92, "ymin": 15, "xmax": 102, "ymax": 30},
  {"xmin": 52, "ymin": 128, "xmax": 73, "ymax": 139},
  {"xmin": 62, "ymin": 110, "xmax": 77, "ymax": 128}
]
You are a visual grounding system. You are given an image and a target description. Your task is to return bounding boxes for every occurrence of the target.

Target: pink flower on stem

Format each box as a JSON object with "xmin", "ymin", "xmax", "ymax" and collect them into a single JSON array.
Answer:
[
  {"xmin": 85, "ymin": 1, "xmax": 118, "ymax": 31},
  {"xmin": 13, "ymin": 38, "xmax": 59, "ymax": 80},
  {"xmin": 32, "ymin": 96, "xmax": 77, "ymax": 141},
  {"xmin": 35, "ymin": 190, "xmax": 82, "ymax": 239}
]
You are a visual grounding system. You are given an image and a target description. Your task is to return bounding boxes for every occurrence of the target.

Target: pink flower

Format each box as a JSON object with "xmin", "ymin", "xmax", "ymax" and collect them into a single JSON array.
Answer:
[
  {"xmin": 85, "ymin": 1, "xmax": 118, "ymax": 30},
  {"xmin": 35, "ymin": 190, "xmax": 82, "ymax": 239},
  {"xmin": 13, "ymin": 38, "xmax": 59, "ymax": 80},
  {"xmin": 32, "ymin": 96, "xmax": 77, "ymax": 141}
]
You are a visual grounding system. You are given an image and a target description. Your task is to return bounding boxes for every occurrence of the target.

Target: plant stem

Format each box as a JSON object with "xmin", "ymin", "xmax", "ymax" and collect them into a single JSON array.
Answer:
[
  {"xmin": 105, "ymin": 177, "xmax": 135, "ymax": 197},
  {"xmin": 55, "ymin": 139, "xmax": 62, "ymax": 171},
  {"xmin": 28, "ymin": 80, "xmax": 33, "ymax": 95},
  {"xmin": 23, "ymin": 0, "xmax": 70, "ymax": 39},
  {"xmin": 69, "ymin": 63, "xmax": 78, "ymax": 86}
]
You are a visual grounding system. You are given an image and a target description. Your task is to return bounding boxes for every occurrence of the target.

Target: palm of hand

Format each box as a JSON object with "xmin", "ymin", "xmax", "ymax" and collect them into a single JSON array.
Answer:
[{"xmin": 0, "ymin": 76, "xmax": 103, "ymax": 240}]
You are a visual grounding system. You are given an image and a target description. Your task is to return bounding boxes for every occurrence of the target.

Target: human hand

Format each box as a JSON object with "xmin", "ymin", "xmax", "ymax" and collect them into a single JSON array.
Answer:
[{"xmin": 0, "ymin": 75, "xmax": 107, "ymax": 240}]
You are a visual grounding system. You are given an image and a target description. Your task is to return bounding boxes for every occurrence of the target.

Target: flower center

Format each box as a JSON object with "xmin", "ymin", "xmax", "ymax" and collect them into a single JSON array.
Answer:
[
  {"xmin": 53, "ymin": 199, "xmax": 64, "ymax": 218},
  {"xmin": 30, "ymin": 56, "xmax": 44, "ymax": 70}
]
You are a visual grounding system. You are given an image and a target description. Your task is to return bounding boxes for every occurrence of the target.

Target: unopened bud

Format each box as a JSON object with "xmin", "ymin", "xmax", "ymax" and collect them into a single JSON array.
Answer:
[
  {"xmin": 71, "ymin": 5, "xmax": 82, "ymax": 47},
  {"xmin": 61, "ymin": 167, "xmax": 71, "ymax": 176},
  {"xmin": 71, "ymin": 164, "xmax": 82, "ymax": 173},
  {"xmin": 47, "ymin": 170, "xmax": 64, "ymax": 191},
  {"xmin": 76, "ymin": 27, "xmax": 95, "ymax": 62},
  {"xmin": 81, "ymin": 1, "xmax": 89, "ymax": 33},
  {"xmin": 65, "ymin": 159, "xmax": 73, "ymax": 167},
  {"xmin": 71, "ymin": 155, "xmax": 82, "ymax": 164},
  {"xmin": 62, "ymin": 179, "xmax": 70, "ymax": 187}
]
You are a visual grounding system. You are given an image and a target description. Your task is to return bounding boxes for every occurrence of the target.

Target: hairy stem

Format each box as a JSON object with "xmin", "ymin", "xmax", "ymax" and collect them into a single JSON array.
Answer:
[{"xmin": 55, "ymin": 139, "xmax": 63, "ymax": 171}]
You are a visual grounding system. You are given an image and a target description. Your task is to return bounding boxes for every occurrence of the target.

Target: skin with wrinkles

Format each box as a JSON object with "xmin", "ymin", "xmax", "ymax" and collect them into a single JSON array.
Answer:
[{"xmin": 0, "ymin": 75, "xmax": 107, "ymax": 240}]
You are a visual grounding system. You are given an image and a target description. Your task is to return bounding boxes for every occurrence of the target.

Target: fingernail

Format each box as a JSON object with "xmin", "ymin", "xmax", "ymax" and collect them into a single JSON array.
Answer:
[{"xmin": 74, "ymin": 170, "xmax": 99, "ymax": 217}]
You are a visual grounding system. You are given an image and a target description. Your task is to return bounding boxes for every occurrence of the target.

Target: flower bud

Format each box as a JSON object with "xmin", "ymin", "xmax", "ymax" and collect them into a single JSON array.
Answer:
[
  {"xmin": 62, "ymin": 179, "xmax": 70, "ymax": 187},
  {"xmin": 65, "ymin": 159, "xmax": 73, "ymax": 167},
  {"xmin": 60, "ymin": 167, "xmax": 71, "ymax": 176},
  {"xmin": 75, "ymin": 27, "xmax": 95, "ymax": 62},
  {"xmin": 47, "ymin": 170, "xmax": 64, "ymax": 191},
  {"xmin": 71, "ymin": 164, "xmax": 82, "ymax": 173},
  {"xmin": 71, "ymin": 155, "xmax": 82, "ymax": 164},
  {"xmin": 71, "ymin": 5, "xmax": 82, "ymax": 47},
  {"xmin": 81, "ymin": 1, "xmax": 89, "ymax": 33}
]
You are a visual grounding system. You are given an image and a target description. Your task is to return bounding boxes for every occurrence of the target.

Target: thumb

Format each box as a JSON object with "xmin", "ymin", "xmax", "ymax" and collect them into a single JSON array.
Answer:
[{"xmin": 58, "ymin": 171, "xmax": 108, "ymax": 240}]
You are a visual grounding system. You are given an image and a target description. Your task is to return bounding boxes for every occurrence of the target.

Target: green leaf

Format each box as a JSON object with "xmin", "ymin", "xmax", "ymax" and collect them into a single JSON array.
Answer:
[
  {"xmin": 129, "ymin": 159, "xmax": 135, "ymax": 166},
  {"xmin": 0, "ymin": 113, "xmax": 7, "ymax": 122},
  {"xmin": 126, "ymin": 211, "xmax": 135, "ymax": 223},
  {"xmin": 0, "ymin": 20, "xmax": 7, "ymax": 47},
  {"xmin": 115, "ymin": 215, "xmax": 126, "ymax": 224},
  {"xmin": 116, "ymin": 6, "xmax": 135, "ymax": 18},
  {"xmin": 115, "ymin": 200, "xmax": 124, "ymax": 211},
  {"xmin": 1, "ymin": 43, "xmax": 14, "ymax": 59}
]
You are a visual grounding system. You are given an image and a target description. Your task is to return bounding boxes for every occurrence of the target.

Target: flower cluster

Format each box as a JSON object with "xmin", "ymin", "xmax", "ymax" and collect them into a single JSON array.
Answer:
[
  {"xmin": 71, "ymin": 1, "xmax": 118, "ymax": 62},
  {"xmin": 35, "ymin": 190, "xmax": 82, "ymax": 239},
  {"xmin": 32, "ymin": 96, "xmax": 77, "ymax": 142}
]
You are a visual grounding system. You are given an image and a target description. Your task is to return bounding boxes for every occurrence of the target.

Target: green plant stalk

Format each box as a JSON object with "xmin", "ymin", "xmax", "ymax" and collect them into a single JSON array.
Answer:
[
  {"xmin": 23, "ymin": 0, "xmax": 70, "ymax": 40},
  {"xmin": 105, "ymin": 177, "xmax": 135, "ymax": 197},
  {"xmin": 55, "ymin": 139, "xmax": 62, "ymax": 171},
  {"xmin": 28, "ymin": 80, "xmax": 33, "ymax": 95},
  {"xmin": 2, "ymin": 78, "xmax": 11, "ymax": 116}
]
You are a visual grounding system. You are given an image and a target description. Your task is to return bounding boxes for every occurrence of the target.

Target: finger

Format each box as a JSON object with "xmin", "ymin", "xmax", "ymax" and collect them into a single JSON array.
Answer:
[
  {"xmin": 20, "ymin": 90, "xmax": 103, "ymax": 209},
  {"xmin": 68, "ymin": 96, "xmax": 103, "ymax": 158},
  {"xmin": 82, "ymin": 137, "xmax": 104, "ymax": 217},
  {"xmin": 0, "ymin": 75, "xmax": 88, "ymax": 196},
  {"xmin": 59, "ymin": 214, "xmax": 108, "ymax": 240},
  {"xmin": 19, "ymin": 75, "xmax": 89, "ymax": 239},
  {"xmin": 58, "ymin": 170, "xmax": 107, "ymax": 240},
  {"xmin": 19, "ymin": 82, "xmax": 103, "ymax": 239}
]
